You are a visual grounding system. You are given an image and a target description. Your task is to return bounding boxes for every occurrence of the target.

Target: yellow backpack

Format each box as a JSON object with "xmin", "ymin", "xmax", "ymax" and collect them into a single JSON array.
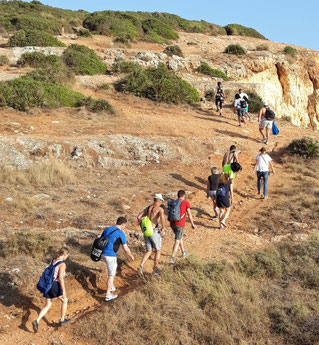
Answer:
[{"xmin": 141, "ymin": 207, "xmax": 154, "ymax": 237}]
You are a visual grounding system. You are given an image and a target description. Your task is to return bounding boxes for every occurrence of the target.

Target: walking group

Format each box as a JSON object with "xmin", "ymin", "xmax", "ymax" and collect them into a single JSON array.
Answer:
[{"xmin": 32, "ymin": 82, "xmax": 277, "ymax": 332}]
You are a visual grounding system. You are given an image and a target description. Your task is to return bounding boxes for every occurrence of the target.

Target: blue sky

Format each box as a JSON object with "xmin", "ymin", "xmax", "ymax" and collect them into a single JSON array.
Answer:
[{"xmin": 30, "ymin": 0, "xmax": 319, "ymax": 50}]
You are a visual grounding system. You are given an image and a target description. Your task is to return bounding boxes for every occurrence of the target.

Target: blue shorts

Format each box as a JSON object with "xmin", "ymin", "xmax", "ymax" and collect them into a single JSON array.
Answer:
[{"xmin": 237, "ymin": 108, "xmax": 246, "ymax": 117}]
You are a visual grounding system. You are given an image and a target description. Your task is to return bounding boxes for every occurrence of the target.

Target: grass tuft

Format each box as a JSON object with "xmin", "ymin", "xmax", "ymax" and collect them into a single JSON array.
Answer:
[
  {"xmin": 224, "ymin": 44, "xmax": 246, "ymax": 56},
  {"xmin": 196, "ymin": 61, "xmax": 229, "ymax": 81}
]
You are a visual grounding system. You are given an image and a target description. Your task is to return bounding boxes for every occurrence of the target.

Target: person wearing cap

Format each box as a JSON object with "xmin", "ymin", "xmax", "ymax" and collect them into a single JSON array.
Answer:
[
  {"xmin": 169, "ymin": 190, "xmax": 196, "ymax": 264},
  {"xmin": 258, "ymin": 102, "xmax": 273, "ymax": 145},
  {"xmin": 137, "ymin": 193, "xmax": 166, "ymax": 275}
]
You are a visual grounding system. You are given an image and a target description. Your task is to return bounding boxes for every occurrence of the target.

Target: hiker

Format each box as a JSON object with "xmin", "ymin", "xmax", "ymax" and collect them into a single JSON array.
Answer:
[
  {"xmin": 222, "ymin": 145, "xmax": 240, "ymax": 168},
  {"xmin": 206, "ymin": 167, "xmax": 220, "ymax": 218},
  {"xmin": 101, "ymin": 217, "xmax": 135, "ymax": 301},
  {"xmin": 215, "ymin": 81, "xmax": 225, "ymax": 116},
  {"xmin": 259, "ymin": 102, "xmax": 275, "ymax": 145},
  {"xmin": 32, "ymin": 247, "xmax": 70, "ymax": 332},
  {"xmin": 169, "ymin": 190, "xmax": 196, "ymax": 264},
  {"xmin": 234, "ymin": 93, "xmax": 246, "ymax": 126},
  {"xmin": 239, "ymin": 89, "xmax": 250, "ymax": 121},
  {"xmin": 252, "ymin": 147, "xmax": 275, "ymax": 199},
  {"xmin": 137, "ymin": 193, "xmax": 166, "ymax": 275},
  {"xmin": 216, "ymin": 174, "xmax": 233, "ymax": 229}
]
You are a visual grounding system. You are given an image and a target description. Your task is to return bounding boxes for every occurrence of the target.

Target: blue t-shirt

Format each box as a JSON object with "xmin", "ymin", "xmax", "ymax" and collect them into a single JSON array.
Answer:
[{"xmin": 101, "ymin": 226, "xmax": 127, "ymax": 257}]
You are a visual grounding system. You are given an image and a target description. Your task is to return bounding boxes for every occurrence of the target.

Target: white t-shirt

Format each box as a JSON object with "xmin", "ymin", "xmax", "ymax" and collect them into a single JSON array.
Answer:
[
  {"xmin": 234, "ymin": 99, "xmax": 241, "ymax": 109},
  {"xmin": 239, "ymin": 92, "xmax": 249, "ymax": 100},
  {"xmin": 256, "ymin": 154, "xmax": 272, "ymax": 172}
]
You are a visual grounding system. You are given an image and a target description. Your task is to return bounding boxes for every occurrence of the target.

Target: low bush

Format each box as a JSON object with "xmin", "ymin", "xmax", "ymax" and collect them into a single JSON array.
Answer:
[
  {"xmin": 80, "ymin": 97, "xmax": 114, "ymax": 113},
  {"xmin": 97, "ymin": 83, "xmax": 110, "ymax": 90},
  {"xmin": 284, "ymin": 46, "xmax": 297, "ymax": 58},
  {"xmin": 0, "ymin": 55, "xmax": 9, "ymax": 66},
  {"xmin": 0, "ymin": 77, "xmax": 84, "ymax": 111},
  {"xmin": 196, "ymin": 61, "xmax": 229, "ymax": 81},
  {"xmin": 224, "ymin": 24, "xmax": 266, "ymax": 39},
  {"xmin": 62, "ymin": 44, "xmax": 107, "ymax": 75},
  {"xmin": 164, "ymin": 45, "xmax": 183, "ymax": 57},
  {"xmin": 74, "ymin": 236, "xmax": 319, "ymax": 345},
  {"xmin": 246, "ymin": 91, "xmax": 264, "ymax": 113},
  {"xmin": 116, "ymin": 63, "xmax": 199, "ymax": 104},
  {"xmin": 224, "ymin": 44, "xmax": 246, "ymax": 56},
  {"xmin": 113, "ymin": 34, "xmax": 132, "ymax": 45},
  {"xmin": 142, "ymin": 18, "xmax": 178, "ymax": 41},
  {"xmin": 77, "ymin": 29, "xmax": 92, "ymax": 37},
  {"xmin": 112, "ymin": 61, "xmax": 141, "ymax": 73},
  {"xmin": 204, "ymin": 89, "xmax": 215, "ymax": 101},
  {"xmin": 256, "ymin": 44, "xmax": 269, "ymax": 51},
  {"xmin": 0, "ymin": 231, "xmax": 53, "ymax": 258},
  {"xmin": 8, "ymin": 29, "xmax": 65, "ymax": 47},
  {"xmin": 288, "ymin": 137, "xmax": 319, "ymax": 158}
]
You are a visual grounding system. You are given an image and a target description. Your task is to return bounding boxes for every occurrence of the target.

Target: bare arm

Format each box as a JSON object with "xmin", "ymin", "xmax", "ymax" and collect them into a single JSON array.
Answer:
[
  {"xmin": 159, "ymin": 208, "xmax": 166, "ymax": 230},
  {"xmin": 229, "ymin": 183, "xmax": 234, "ymax": 204},
  {"xmin": 269, "ymin": 161, "xmax": 275, "ymax": 174},
  {"xmin": 58, "ymin": 263, "xmax": 67, "ymax": 296},
  {"xmin": 186, "ymin": 208, "xmax": 196, "ymax": 229},
  {"xmin": 123, "ymin": 244, "xmax": 134, "ymax": 261},
  {"xmin": 258, "ymin": 108, "xmax": 263, "ymax": 122},
  {"xmin": 137, "ymin": 207, "xmax": 148, "ymax": 224},
  {"xmin": 206, "ymin": 180, "xmax": 210, "ymax": 197},
  {"xmin": 253, "ymin": 158, "xmax": 258, "ymax": 173}
]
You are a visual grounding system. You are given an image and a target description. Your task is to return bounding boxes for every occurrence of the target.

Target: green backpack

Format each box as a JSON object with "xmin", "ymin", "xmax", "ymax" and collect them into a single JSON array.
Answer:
[{"xmin": 141, "ymin": 212, "xmax": 153, "ymax": 237}]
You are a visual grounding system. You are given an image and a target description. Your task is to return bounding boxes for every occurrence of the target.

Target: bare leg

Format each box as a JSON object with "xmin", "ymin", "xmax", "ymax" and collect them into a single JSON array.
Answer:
[
  {"xmin": 219, "ymin": 208, "xmax": 224, "ymax": 228},
  {"xmin": 171, "ymin": 240, "xmax": 180, "ymax": 258},
  {"xmin": 106, "ymin": 276, "xmax": 115, "ymax": 296},
  {"xmin": 180, "ymin": 238, "xmax": 185, "ymax": 254},
  {"xmin": 154, "ymin": 250, "xmax": 161, "ymax": 268},
  {"xmin": 259, "ymin": 128, "xmax": 265, "ymax": 141},
  {"xmin": 140, "ymin": 250, "xmax": 152, "ymax": 267},
  {"xmin": 221, "ymin": 208, "xmax": 231, "ymax": 226},
  {"xmin": 238, "ymin": 115, "xmax": 241, "ymax": 126},
  {"xmin": 265, "ymin": 128, "xmax": 270, "ymax": 143},
  {"xmin": 59, "ymin": 296, "xmax": 68, "ymax": 321},
  {"xmin": 213, "ymin": 199, "xmax": 219, "ymax": 217},
  {"xmin": 36, "ymin": 298, "xmax": 52, "ymax": 323}
]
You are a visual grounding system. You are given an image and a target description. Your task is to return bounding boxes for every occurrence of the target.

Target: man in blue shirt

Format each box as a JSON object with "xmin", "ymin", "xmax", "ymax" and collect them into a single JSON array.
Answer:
[{"xmin": 101, "ymin": 217, "xmax": 134, "ymax": 301}]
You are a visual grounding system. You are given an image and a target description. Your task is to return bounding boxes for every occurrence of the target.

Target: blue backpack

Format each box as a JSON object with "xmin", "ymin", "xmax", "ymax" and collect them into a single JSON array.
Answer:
[
  {"xmin": 37, "ymin": 261, "xmax": 63, "ymax": 294},
  {"xmin": 168, "ymin": 200, "xmax": 184, "ymax": 222},
  {"xmin": 217, "ymin": 184, "xmax": 226, "ymax": 198},
  {"xmin": 272, "ymin": 121, "xmax": 279, "ymax": 135}
]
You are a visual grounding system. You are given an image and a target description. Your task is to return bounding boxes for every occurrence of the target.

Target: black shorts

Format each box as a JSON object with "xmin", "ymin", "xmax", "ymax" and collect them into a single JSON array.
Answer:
[
  {"xmin": 43, "ymin": 280, "xmax": 63, "ymax": 299},
  {"xmin": 215, "ymin": 98, "xmax": 224, "ymax": 108}
]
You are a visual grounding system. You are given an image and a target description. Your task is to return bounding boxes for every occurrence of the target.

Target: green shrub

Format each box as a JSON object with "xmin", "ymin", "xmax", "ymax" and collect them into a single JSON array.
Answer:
[
  {"xmin": 164, "ymin": 45, "xmax": 183, "ymax": 57},
  {"xmin": 224, "ymin": 44, "xmax": 246, "ymax": 56},
  {"xmin": 256, "ymin": 44, "xmax": 269, "ymax": 51},
  {"xmin": 196, "ymin": 61, "xmax": 229, "ymax": 81},
  {"xmin": 116, "ymin": 63, "xmax": 199, "ymax": 104},
  {"xmin": 18, "ymin": 52, "xmax": 63, "ymax": 68},
  {"xmin": 246, "ymin": 91, "xmax": 264, "ymax": 113},
  {"xmin": 113, "ymin": 34, "xmax": 133, "ymax": 45},
  {"xmin": 27, "ymin": 63, "xmax": 74, "ymax": 85},
  {"xmin": 97, "ymin": 83, "xmax": 110, "ymax": 90},
  {"xmin": 112, "ymin": 61, "xmax": 141, "ymax": 73},
  {"xmin": 288, "ymin": 138, "xmax": 319, "ymax": 158},
  {"xmin": 8, "ymin": 29, "xmax": 65, "ymax": 47},
  {"xmin": 62, "ymin": 44, "xmax": 107, "ymax": 75},
  {"xmin": 81, "ymin": 97, "xmax": 114, "ymax": 113},
  {"xmin": 142, "ymin": 18, "xmax": 178, "ymax": 41},
  {"xmin": 0, "ymin": 55, "xmax": 9, "ymax": 66},
  {"xmin": 0, "ymin": 77, "xmax": 84, "ymax": 111},
  {"xmin": 284, "ymin": 46, "xmax": 297, "ymax": 58},
  {"xmin": 0, "ymin": 231, "xmax": 53, "ymax": 258},
  {"xmin": 204, "ymin": 89, "xmax": 215, "ymax": 101},
  {"xmin": 224, "ymin": 24, "xmax": 266, "ymax": 39},
  {"xmin": 77, "ymin": 29, "xmax": 92, "ymax": 37}
]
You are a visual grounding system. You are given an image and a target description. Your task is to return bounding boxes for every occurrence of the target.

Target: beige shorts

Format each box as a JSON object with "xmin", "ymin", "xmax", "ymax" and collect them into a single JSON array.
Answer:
[
  {"xmin": 260, "ymin": 118, "xmax": 273, "ymax": 129},
  {"xmin": 102, "ymin": 256, "xmax": 117, "ymax": 277}
]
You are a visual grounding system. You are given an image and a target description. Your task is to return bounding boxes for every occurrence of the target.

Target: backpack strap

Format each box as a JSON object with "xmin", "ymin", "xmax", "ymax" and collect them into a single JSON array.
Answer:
[
  {"xmin": 51, "ymin": 260, "xmax": 64, "ymax": 268},
  {"xmin": 102, "ymin": 228, "xmax": 120, "ymax": 239},
  {"xmin": 259, "ymin": 154, "xmax": 268, "ymax": 165}
]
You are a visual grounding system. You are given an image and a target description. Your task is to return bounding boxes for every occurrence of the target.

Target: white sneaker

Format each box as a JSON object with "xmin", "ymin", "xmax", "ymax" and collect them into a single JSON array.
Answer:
[
  {"xmin": 170, "ymin": 257, "xmax": 176, "ymax": 264},
  {"xmin": 110, "ymin": 286, "xmax": 116, "ymax": 292},
  {"xmin": 105, "ymin": 294, "xmax": 118, "ymax": 301},
  {"xmin": 182, "ymin": 251, "xmax": 189, "ymax": 258}
]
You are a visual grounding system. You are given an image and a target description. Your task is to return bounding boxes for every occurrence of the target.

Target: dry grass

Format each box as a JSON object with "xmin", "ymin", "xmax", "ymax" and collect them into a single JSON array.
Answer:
[
  {"xmin": 0, "ymin": 159, "xmax": 76, "ymax": 187},
  {"xmin": 73, "ymin": 235, "xmax": 319, "ymax": 345}
]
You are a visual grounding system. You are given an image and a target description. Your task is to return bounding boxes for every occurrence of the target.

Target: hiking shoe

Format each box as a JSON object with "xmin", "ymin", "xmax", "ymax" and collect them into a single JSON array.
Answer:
[
  {"xmin": 265, "ymin": 141, "xmax": 269, "ymax": 145},
  {"xmin": 105, "ymin": 294, "xmax": 118, "ymax": 301},
  {"xmin": 169, "ymin": 257, "xmax": 176, "ymax": 264},
  {"xmin": 263, "ymin": 196, "xmax": 269, "ymax": 200},
  {"xmin": 111, "ymin": 286, "xmax": 116, "ymax": 292},
  {"xmin": 138, "ymin": 265, "xmax": 144, "ymax": 276},
  {"xmin": 153, "ymin": 267, "xmax": 161, "ymax": 275},
  {"xmin": 60, "ymin": 319, "xmax": 71, "ymax": 327},
  {"xmin": 182, "ymin": 251, "xmax": 190, "ymax": 258},
  {"xmin": 32, "ymin": 320, "xmax": 38, "ymax": 333}
]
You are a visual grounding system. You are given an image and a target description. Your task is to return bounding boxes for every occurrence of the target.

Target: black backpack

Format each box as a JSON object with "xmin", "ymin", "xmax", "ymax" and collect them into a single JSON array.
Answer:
[
  {"xmin": 230, "ymin": 162, "xmax": 242, "ymax": 173},
  {"xmin": 265, "ymin": 109, "xmax": 275, "ymax": 120},
  {"xmin": 90, "ymin": 228, "xmax": 119, "ymax": 262},
  {"xmin": 240, "ymin": 99, "xmax": 247, "ymax": 109}
]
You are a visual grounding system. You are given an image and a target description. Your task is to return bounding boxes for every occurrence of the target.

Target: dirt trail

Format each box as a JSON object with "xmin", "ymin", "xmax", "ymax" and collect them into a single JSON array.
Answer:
[{"xmin": 0, "ymin": 97, "xmax": 318, "ymax": 345}]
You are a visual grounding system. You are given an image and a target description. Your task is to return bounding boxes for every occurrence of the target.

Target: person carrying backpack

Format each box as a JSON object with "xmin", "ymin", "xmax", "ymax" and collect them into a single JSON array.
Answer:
[
  {"xmin": 206, "ymin": 167, "xmax": 220, "ymax": 218},
  {"xmin": 234, "ymin": 93, "xmax": 247, "ymax": 126},
  {"xmin": 215, "ymin": 174, "xmax": 233, "ymax": 229},
  {"xmin": 215, "ymin": 81, "xmax": 225, "ymax": 116},
  {"xmin": 259, "ymin": 102, "xmax": 275, "ymax": 145},
  {"xmin": 222, "ymin": 145, "xmax": 240, "ymax": 168},
  {"xmin": 252, "ymin": 147, "xmax": 275, "ymax": 199},
  {"xmin": 101, "ymin": 217, "xmax": 134, "ymax": 301},
  {"xmin": 239, "ymin": 88, "xmax": 250, "ymax": 121},
  {"xmin": 169, "ymin": 190, "xmax": 196, "ymax": 264},
  {"xmin": 32, "ymin": 247, "xmax": 70, "ymax": 332},
  {"xmin": 137, "ymin": 194, "xmax": 166, "ymax": 276}
]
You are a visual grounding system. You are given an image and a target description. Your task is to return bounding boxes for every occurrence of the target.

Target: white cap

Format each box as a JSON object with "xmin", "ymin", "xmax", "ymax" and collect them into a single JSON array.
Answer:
[
  {"xmin": 264, "ymin": 102, "xmax": 269, "ymax": 106},
  {"xmin": 154, "ymin": 193, "xmax": 164, "ymax": 201}
]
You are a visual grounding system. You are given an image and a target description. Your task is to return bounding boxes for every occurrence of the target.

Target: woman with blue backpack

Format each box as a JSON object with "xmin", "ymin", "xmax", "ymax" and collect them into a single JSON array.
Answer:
[{"xmin": 32, "ymin": 247, "xmax": 70, "ymax": 332}]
